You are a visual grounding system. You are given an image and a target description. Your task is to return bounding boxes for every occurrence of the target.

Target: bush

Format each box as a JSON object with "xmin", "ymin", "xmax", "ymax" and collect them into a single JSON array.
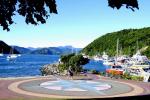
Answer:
[
  {"xmin": 121, "ymin": 72, "xmax": 132, "ymax": 80},
  {"xmin": 90, "ymin": 70, "xmax": 99, "ymax": 74},
  {"xmin": 105, "ymin": 72, "xmax": 144, "ymax": 81},
  {"xmin": 59, "ymin": 54, "xmax": 89, "ymax": 74},
  {"xmin": 99, "ymin": 72, "xmax": 106, "ymax": 76},
  {"xmin": 131, "ymin": 76, "xmax": 144, "ymax": 81},
  {"xmin": 58, "ymin": 64, "xmax": 69, "ymax": 73},
  {"xmin": 120, "ymin": 72, "xmax": 144, "ymax": 81}
]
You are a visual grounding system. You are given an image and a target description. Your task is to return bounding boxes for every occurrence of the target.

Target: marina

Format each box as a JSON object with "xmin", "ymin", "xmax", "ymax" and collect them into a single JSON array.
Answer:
[{"xmin": 0, "ymin": 0, "xmax": 150, "ymax": 99}]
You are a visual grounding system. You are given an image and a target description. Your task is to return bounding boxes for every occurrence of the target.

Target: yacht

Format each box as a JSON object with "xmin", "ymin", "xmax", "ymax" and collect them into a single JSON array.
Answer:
[
  {"xmin": 7, "ymin": 54, "xmax": 18, "ymax": 60},
  {"xmin": 129, "ymin": 39, "xmax": 149, "ymax": 65},
  {"xmin": 103, "ymin": 59, "xmax": 115, "ymax": 66},
  {"xmin": 102, "ymin": 51, "xmax": 109, "ymax": 60},
  {"xmin": 7, "ymin": 47, "xmax": 18, "ymax": 61},
  {"xmin": 128, "ymin": 50, "xmax": 149, "ymax": 65},
  {"xmin": 0, "ymin": 53, "xmax": 3, "ymax": 56},
  {"xmin": 93, "ymin": 55, "xmax": 102, "ymax": 61},
  {"xmin": 127, "ymin": 65, "xmax": 150, "ymax": 82}
]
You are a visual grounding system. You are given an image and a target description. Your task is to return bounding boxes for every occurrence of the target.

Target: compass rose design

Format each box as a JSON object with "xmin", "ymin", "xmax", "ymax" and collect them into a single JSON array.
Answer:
[{"xmin": 40, "ymin": 80, "xmax": 111, "ymax": 94}]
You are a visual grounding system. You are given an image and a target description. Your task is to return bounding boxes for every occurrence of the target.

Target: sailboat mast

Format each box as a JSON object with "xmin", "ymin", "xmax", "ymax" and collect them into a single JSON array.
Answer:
[
  {"xmin": 116, "ymin": 38, "xmax": 119, "ymax": 58},
  {"xmin": 75, "ymin": 48, "xmax": 77, "ymax": 55},
  {"xmin": 136, "ymin": 39, "xmax": 139, "ymax": 52},
  {"xmin": 1, "ymin": 48, "xmax": 3, "ymax": 53},
  {"xmin": 72, "ymin": 47, "xmax": 74, "ymax": 54},
  {"xmin": 119, "ymin": 45, "xmax": 122, "ymax": 56}
]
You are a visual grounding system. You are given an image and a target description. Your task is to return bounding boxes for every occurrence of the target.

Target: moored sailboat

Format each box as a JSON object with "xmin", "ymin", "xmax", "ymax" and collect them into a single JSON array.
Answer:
[
  {"xmin": 7, "ymin": 47, "xmax": 18, "ymax": 61},
  {"xmin": 0, "ymin": 49, "xmax": 4, "ymax": 56}
]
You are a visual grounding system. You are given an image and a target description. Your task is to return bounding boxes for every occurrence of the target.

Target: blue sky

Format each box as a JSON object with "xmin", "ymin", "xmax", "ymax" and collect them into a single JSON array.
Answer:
[{"xmin": 0, "ymin": 0, "xmax": 150, "ymax": 48}]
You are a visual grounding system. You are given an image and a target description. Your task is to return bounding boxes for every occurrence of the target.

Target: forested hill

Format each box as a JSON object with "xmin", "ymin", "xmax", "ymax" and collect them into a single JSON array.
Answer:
[
  {"xmin": 0, "ymin": 41, "xmax": 20, "ymax": 54},
  {"xmin": 82, "ymin": 27, "xmax": 150, "ymax": 57}
]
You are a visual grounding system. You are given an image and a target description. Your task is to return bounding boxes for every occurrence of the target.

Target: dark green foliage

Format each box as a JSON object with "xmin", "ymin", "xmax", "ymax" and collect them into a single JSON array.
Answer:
[
  {"xmin": 58, "ymin": 53, "xmax": 76, "ymax": 72},
  {"xmin": 82, "ymin": 27, "xmax": 150, "ymax": 57},
  {"xmin": 90, "ymin": 70, "xmax": 99, "ymax": 74},
  {"xmin": 104, "ymin": 72, "xmax": 144, "ymax": 81},
  {"xmin": 60, "ymin": 53, "xmax": 75, "ymax": 64},
  {"xmin": 18, "ymin": 0, "xmax": 57, "ymax": 24},
  {"xmin": 0, "ymin": 0, "xmax": 17, "ymax": 31},
  {"xmin": 99, "ymin": 72, "xmax": 106, "ymax": 76},
  {"xmin": 0, "ymin": 0, "xmax": 139, "ymax": 31},
  {"xmin": 69, "ymin": 55, "xmax": 89, "ymax": 67},
  {"xmin": 69, "ymin": 55, "xmax": 89, "ymax": 73},
  {"xmin": 108, "ymin": 0, "xmax": 139, "ymax": 11},
  {"xmin": 120, "ymin": 72, "xmax": 143, "ymax": 81},
  {"xmin": 0, "ymin": 0, "xmax": 57, "ymax": 31},
  {"xmin": 58, "ymin": 64, "xmax": 68, "ymax": 73},
  {"xmin": 59, "ymin": 54, "xmax": 89, "ymax": 74},
  {"xmin": 0, "ymin": 40, "xmax": 20, "ymax": 54},
  {"xmin": 142, "ymin": 46, "xmax": 150, "ymax": 59},
  {"xmin": 121, "ymin": 72, "xmax": 131, "ymax": 80}
]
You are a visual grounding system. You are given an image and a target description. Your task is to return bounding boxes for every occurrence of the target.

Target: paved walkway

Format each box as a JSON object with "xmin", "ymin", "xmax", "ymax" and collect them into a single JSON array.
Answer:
[{"xmin": 0, "ymin": 75, "xmax": 150, "ymax": 99}]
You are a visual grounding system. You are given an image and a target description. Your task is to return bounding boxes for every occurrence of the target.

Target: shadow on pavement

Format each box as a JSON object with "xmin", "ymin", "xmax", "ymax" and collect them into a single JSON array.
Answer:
[{"xmin": 72, "ymin": 95, "xmax": 150, "ymax": 100}]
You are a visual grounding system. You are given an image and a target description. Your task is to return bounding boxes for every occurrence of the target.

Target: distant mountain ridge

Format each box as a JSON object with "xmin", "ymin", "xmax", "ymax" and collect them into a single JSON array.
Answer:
[
  {"xmin": 0, "ymin": 41, "xmax": 20, "ymax": 54},
  {"xmin": 13, "ymin": 46, "xmax": 31, "ymax": 54},
  {"xmin": 29, "ymin": 46, "xmax": 82, "ymax": 55},
  {"xmin": 0, "ymin": 40, "xmax": 82, "ymax": 55},
  {"xmin": 82, "ymin": 27, "xmax": 150, "ymax": 57},
  {"xmin": 0, "ymin": 41, "xmax": 81, "ymax": 55}
]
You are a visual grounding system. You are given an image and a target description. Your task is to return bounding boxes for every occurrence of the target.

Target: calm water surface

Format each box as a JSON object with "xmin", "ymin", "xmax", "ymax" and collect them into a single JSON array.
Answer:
[{"xmin": 0, "ymin": 55, "xmax": 108, "ymax": 77}]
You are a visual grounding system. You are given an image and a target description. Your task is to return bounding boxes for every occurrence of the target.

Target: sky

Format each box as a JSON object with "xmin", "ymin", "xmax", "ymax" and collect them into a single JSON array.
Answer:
[{"xmin": 0, "ymin": 0, "xmax": 150, "ymax": 48}]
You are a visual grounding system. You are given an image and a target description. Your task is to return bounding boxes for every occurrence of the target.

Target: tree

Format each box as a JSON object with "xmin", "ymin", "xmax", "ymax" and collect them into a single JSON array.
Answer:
[
  {"xmin": 0, "ymin": 0, "xmax": 57, "ymax": 31},
  {"xmin": 59, "ymin": 54, "xmax": 89, "ymax": 74},
  {"xmin": 58, "ymin": 53, "xmax": 75, "ymax": 72},
  {"xmin": 108, "ymin": 0, "xmax": 139, "ymax": 11},
  {"xmin": 0, "ymin": 0, "xmax": 139, "ymax": 31},
  {"xmin": 69, "ymin": 55, "xmax": 89, "ymax": 73},
  {"xmin": 60, "ymin": 53, "xmax": 75, "ymax": 64},
  {"xmin": 82, "ymin": 27, "xmax": 150, "ymax": 57}
]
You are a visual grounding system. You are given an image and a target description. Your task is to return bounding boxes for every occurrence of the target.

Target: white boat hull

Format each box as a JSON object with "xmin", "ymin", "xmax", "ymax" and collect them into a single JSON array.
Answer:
[
  {"xmin": 0, "ymin": 54, "xmax": 3, "ymax": 56},
  {"xmin": 7, "ymin": 54, "xmax": 18, "ymax": 60}
]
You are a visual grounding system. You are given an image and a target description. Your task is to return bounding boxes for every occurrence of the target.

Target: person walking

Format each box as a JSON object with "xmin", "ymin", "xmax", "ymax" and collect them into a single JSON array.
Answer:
[{"xmin": 68, "ymin": 66, "xmax": 73, "ymax": 80}]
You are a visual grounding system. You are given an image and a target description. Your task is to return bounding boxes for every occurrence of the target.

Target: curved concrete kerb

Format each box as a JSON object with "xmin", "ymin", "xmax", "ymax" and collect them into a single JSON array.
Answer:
[{"xmin": 8, "ymin": 77, "xmax": 144, "ymax": 99}]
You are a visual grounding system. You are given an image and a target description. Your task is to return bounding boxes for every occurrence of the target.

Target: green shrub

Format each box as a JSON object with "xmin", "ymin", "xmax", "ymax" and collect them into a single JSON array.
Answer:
[
  {"xmin": 121, "ymin": 72, "xmax": 132, "ymax": 80},
  {"xmin": 59, "ymin": 54, "xmax": 89, "ymax": 74},
  {"xmin": 90, "ymin": 70, "xmax": 99, "ymax": 74},
  {"xmin": 58, "ymin": 64, "xmax": 69, "ymax": 73},
  {"xmin": 99, "ymin": 72, "xmax": 106, "ymax": 76},
  {"xmin": 105, "ymin": 71, "xmax": 144, "ymax": 81},
  {"xmin": 131, "ymin": 75, "xmax": 144, "ymax": 81}
]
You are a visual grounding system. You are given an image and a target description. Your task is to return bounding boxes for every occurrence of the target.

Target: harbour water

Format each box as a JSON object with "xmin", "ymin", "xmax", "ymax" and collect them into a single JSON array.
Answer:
[{"xmin": 0, "ymin": 55, "xmax": 108, "ymax": 78}]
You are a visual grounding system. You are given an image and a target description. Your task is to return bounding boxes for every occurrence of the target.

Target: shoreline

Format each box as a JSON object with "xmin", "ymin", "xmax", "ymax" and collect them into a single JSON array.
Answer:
[
  {"xmin": 0, "ymin": 75, "xmax": 52, "ymax": 80},
  {"xmin": 0, "ymin": 74, "xmax": 93, "ymax": 81}
]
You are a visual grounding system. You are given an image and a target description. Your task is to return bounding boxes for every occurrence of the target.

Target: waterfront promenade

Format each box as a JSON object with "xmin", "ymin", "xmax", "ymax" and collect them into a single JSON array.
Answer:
[{"xmin": 0, "ymin": 74, "xmax": 150, "ymax": 100}]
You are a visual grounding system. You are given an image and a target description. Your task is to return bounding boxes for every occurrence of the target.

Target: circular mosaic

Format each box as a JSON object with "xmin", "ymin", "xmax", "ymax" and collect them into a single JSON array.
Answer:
[
  {"xmin": 40, "ymin": 80, "xmax": 112, "ymax": 92},
  {"xmin": 8, "ymin": 78, "xmax": 144, "ymax": 99}
]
